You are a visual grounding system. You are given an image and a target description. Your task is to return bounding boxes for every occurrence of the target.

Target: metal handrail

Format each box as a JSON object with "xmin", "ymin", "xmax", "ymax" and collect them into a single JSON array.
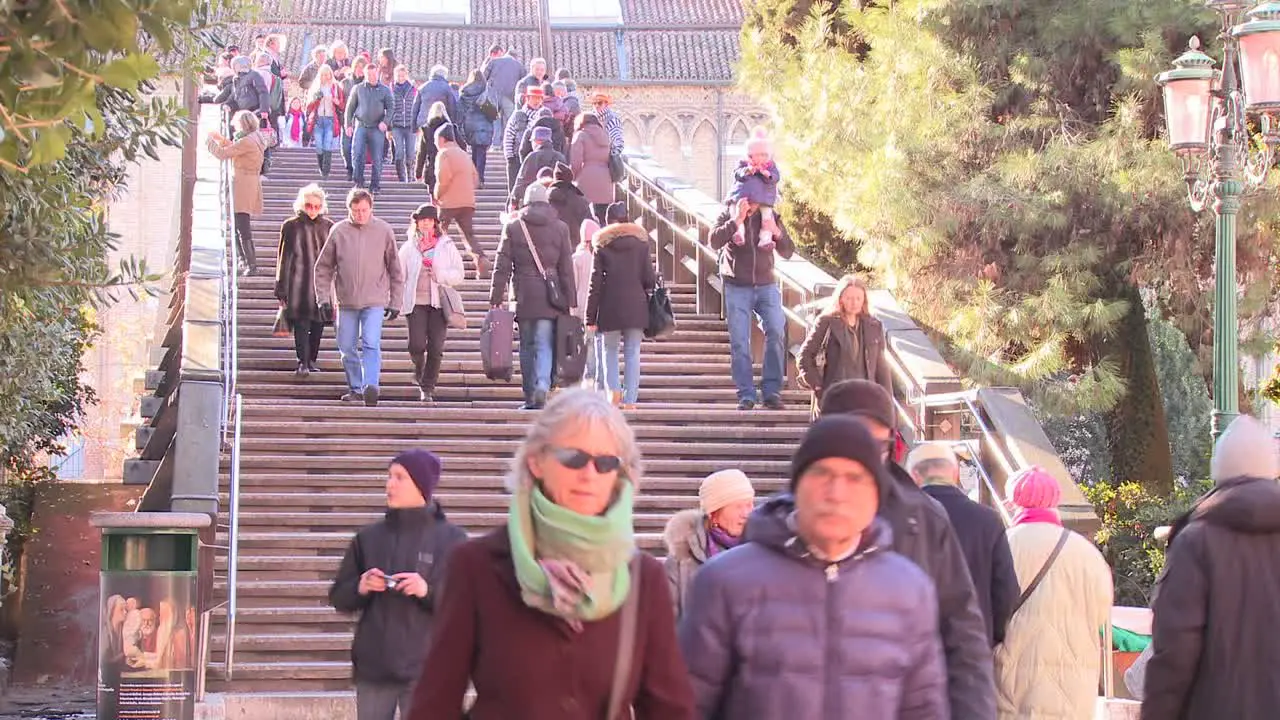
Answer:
[{"xmin": 224, "ymin": 392, "xmax": 244, "ymax": 680}]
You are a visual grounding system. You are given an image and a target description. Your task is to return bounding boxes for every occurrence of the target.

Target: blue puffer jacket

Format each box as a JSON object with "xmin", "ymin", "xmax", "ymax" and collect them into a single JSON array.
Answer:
[{"xmin": 678, "ymin": 495, "xmax": 949, "ymax": 720}]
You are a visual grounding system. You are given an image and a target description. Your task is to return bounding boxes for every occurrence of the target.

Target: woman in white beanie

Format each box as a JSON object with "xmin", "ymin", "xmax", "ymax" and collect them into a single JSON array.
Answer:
[{"xmin": 662, "ymin": 469, "xmax": 756, "ymax": 617}]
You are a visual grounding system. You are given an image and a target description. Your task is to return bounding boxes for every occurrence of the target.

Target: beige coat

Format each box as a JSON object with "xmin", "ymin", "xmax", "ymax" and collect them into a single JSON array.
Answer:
[
  {"xmin": 208, "ymin": 133, "xmax": 265, "ymax": 216},
  {"xmin": 313, "ymin": 217, "xmax": 405, "ymax": 311},
  {"xmin": 433, "ymin": 143, "xmax": 478, "ymax": 209},
  {"xmin": 994, "ymin": 523, "xmax": 1113, "ymax": 720}
]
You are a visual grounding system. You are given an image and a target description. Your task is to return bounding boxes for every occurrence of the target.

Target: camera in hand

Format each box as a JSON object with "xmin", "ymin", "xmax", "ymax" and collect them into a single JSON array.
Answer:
[{"xmin": 384, "ymin": 576, "xmax": 400, "ymax": 590}]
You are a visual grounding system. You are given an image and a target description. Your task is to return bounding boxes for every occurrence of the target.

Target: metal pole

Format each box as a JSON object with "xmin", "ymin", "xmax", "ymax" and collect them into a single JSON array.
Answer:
[{"xmin": 1212, "ymin": 21, "xmax": 1243, "ymax": 439}]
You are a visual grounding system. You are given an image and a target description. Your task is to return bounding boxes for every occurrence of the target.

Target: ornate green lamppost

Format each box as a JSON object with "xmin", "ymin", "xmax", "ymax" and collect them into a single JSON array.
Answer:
[{"xmin": 1156, "ymin": 1, "xmax": 1280, "ymax": 437}]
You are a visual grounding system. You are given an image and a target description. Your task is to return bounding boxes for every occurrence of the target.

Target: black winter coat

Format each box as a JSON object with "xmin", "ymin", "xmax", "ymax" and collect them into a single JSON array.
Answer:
[
  {"xmin": 708, "ymin": 205, "xmax": 795, "ymax": 287},
  {"xmin": 547, "ymin": 180, "xmax": 593, "ymax": 247},
  {"xmin": 519, "ymin": 113, "xmax": 567, "ymax": 160},
  {"xmin": 512, "ymin": 147, "xmax": 567, "ymax": 206},
  {"xmin": 275, "ymin": 213, "xmax": 333, "ymax": 324},
  {"xmin": 874, "ymin": 464, "xmax": 997, "ymax": 719},
  {"xmin": 490, "ymin": 202, "xmax": 576, "ymax": 321},
  {"xmin": 798, "ymin": 314, "xmax": 894, "ymax": 406},
  {"xmin": 328, "ymin": 504, "xmax": 468, "ymax": 685},
  {"xmin": 459, "ymin": 80, "xmax": 495, "ymax": 147},
  {"xmin": 923, "ymin": 484, "xmax": 1019, "ymax": 647},
  {"xmin": 1143, "ymin": 477, "xmax": 1280, "ymax": 720},
  {"xmin": 586, "ymin": 222, "xmax": 656, "ymax": 332},
  {"xmin": 213, "ymin": 71, "xmax": 269, "ymax": 115}
]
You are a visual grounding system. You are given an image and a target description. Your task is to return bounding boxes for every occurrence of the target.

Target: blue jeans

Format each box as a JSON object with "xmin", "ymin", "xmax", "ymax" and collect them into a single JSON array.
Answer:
[
  {"xmin": 351, "ymin": 126, "xmax": 386, "ymax": 190},
  {"xmin": 314, "ymin": 116, "xmax": 339, "ymax": 153},
  {"xmin": 723, "ymin": 282, "xmax": 785, "ymax": 402},
  {"xmin": 583, "ymin": 328, "xmax": 603, "ymax": 390},
  {"xmin": 518, "ymin": 318, "xmax": 554, "ymax": 401},
  {"xmin": 471, "ymin": 143, "xmax": 489, "ymax": 185},
  {"xmin": 337, "ymin": 306, "xmax": 384, "ymax": 392},
  {"xmin": 602, "ymin": 328, "xmax": 643, "ymax": 404},
  {"xmin": 391, "ymin": 126, "xmax": 416, "ymax": 182},
  {"xmin": 342, "ymin": 130, "xmax": 353, "ymax": 173},
  {"xmin": 493, "ymin": 95, "xmax": 516, "ymax": 144}
]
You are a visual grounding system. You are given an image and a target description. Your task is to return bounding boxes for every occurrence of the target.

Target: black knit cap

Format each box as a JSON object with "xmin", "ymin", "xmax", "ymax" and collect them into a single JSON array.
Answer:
[
  {"xmin": 553, "ymin": 161, "xmax": 574, "ymax": 182},
  {"xmin": 391, "ymin": 449, "xmax": 442, "ymax": 501},
  {"xmin": 411, "ymin": 203, "xmax": 438, "ymax": 221},
  {"xmin": 790, "ymin": 415, "xmax": 889, "ymax": 500},
  {"xmin": 434, "ymin": 122, "xmax": 456, "ymax": 144},
  {"xmin": 818, "ymin": 379, "xmax": 895, "ymax": 429}
]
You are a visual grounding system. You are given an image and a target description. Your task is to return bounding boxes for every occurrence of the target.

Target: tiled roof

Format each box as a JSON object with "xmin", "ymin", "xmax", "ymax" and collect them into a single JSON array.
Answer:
[
  {"xmin": 550, "ymin": 30, "xmax": 619, "ymax": 81},
  {"xmin": 626, "ymin": 30, "xmax": 737, "ymax": 82},
  {"xmin": 256, "ymin": 0, "xmax": 387, "ymax": 22},
  {"xmin": 470, "ymin": 0, "xmax": 538, "ymax": 26},
  {"xmin": 621, "ymin": 0, "xmax": 741, "ymax": 26}
]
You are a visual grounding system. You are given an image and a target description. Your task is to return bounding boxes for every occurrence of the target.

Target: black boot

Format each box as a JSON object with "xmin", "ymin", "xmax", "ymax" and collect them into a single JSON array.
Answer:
[
  {"xmin": 316, "ymin": 153, "xmax": 326, "ymax": 176},
  {"xmin": 321, "ymin": 152, "xmax": 332, "ymax": 178}
]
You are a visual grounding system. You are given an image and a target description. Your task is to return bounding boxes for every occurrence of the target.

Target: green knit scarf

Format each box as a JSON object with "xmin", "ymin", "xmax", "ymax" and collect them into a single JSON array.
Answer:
[{"xmin": 508, "ymin": 481, "xmax": 636, "ymax": 626}]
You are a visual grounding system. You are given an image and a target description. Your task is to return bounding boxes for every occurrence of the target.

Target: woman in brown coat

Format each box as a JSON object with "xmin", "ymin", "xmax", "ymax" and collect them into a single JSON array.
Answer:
[
  {"xmin": 275, "ymin": 184, "xmax": 333, "ymax": 378},
  {"xmin": 207, "ymin": 110, "xmax": 266, "ymax": 275},
  {"xmin": 570, "ymin": 113, "xmax": 614, "ymax": 223},
  {"xmin": 409, "ymin": 389, "xmax": 695, "ymax": 720},
  {"xmin": 797, "ymin": 274, "xmax": 893, "ymax": 416}
]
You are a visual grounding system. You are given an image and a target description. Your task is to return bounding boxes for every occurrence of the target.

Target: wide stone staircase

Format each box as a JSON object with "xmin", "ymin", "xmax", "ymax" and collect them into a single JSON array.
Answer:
[{"xmin": 208, "ymin": 146, "xmax": 812, "ymax": 691}]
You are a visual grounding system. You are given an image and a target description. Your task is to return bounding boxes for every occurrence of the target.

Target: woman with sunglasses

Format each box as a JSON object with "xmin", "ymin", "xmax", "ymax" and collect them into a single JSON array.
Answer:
[
  {"xmin": 410, "ymin": 388, "xmax": 695, "ymax": 720},
  {"xmin": 275, "ymin": 183, "xmax": 333, "ymax": 377}
]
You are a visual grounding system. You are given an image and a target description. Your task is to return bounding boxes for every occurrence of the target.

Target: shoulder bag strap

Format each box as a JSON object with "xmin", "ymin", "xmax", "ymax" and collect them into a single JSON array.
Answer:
[
  {"xmin": 606, "ymin": 553, "xmax": 644, "ymax": 720},
  {"xmin": 517, "ymin": 218, "xmax": 548, "ymax": 277},
  {"xmin": 1011, "ymin": 528, "xmax": 1071, "ymax": 618}
]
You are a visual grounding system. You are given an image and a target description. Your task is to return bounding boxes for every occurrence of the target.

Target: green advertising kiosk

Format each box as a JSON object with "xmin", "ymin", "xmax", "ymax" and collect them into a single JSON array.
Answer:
[{"xmin": 91, "ymin": 512, "xmax": 210, "ymax": 720}]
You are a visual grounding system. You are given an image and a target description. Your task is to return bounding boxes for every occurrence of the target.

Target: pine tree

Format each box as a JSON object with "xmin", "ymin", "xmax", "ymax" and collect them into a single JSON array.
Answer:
[{"xmin": 740, "ymin": 0, "xmax": 1280, "ymax": 491}]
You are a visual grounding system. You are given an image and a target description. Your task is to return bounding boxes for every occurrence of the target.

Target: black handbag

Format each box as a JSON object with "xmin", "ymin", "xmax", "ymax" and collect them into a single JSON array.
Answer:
[
  {"xmin": 645, "ymin": 275, "xmax": 676, "ymax": 339},
  {"xmin": 608, "ymin": 148, "xmax": 625, "ymax": 183},
  {"xmin": 518, "ymin": 218, "xmax": 570, "ymax": 313}
]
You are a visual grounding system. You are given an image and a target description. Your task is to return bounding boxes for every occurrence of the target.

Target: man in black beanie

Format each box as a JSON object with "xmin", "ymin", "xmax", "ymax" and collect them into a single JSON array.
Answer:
[
  {"xmin": 681, "ymin": 415, "xmax": 948, "ymax": 718},
  {"xmin": 329, "ymin": 449, "xmax": 468, "ymax": 720},
  {"xmin": 816, "ymin": 379, "xmax": 996, "ymax": 719}
]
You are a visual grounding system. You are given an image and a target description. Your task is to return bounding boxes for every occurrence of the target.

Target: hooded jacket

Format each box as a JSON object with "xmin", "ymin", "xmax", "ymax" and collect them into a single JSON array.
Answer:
[
  {"xmin": 547, "ymin": 180, "xmax": 593, "ymax": 247},
  {"xmin": 328, "ymin": 504, "xmax": 468, "ymax": 684},
  {"xmin": 586, "ymin": 222, "xmax": 656, "ymax": 332},
  {"xmin": 679, "ymin": 495, "xmax": 948, "ymax": 720},
  {"xmin": 708, "ymin": 206, "xmax": 796, "ymax": 287},
  {"xmin": 1142, "ymin": 424, "xmax": 1280, "ymax": 720},
  {"xmin": 489, "ymin": 202, "xmax": 576, "ymax": 321}
]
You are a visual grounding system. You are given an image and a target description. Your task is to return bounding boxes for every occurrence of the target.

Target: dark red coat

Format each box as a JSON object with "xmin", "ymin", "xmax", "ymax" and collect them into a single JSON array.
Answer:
[{"xmin": 408, "ymin": 528, "xmax": 695, "ymax": 720}]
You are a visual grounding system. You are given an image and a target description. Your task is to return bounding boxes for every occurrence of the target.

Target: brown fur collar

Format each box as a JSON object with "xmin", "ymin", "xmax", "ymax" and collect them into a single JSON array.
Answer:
[{"xmin": 593, "ymin": 222, "xmax": 648, "ymax": 248}]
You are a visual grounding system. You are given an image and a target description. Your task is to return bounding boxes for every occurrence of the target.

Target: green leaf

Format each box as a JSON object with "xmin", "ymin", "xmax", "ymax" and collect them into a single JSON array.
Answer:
[
  {"xmin": 99, "ymin": 54, "xmax": 162, "ymax": 90},
  {"xmin": 28, "ymin": 125, "xmax": 72, "ymax": 166}
]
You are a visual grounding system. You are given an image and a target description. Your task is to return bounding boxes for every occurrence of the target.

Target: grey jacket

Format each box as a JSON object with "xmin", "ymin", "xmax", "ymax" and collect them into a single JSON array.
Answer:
[
  {"xmin": 314, "ymin": 217, "xmax": 405, "ymax": 311},
  {"xmin": 662, "ymin": 509, "xmax": 718, "ymax": 618},
  {"xmin": 679, "ymin": 495, "xmax": 949, "ymax": 720},
  {"xmin": 345, "ymin": 81, "xmax": 393, "ymax": 129}
]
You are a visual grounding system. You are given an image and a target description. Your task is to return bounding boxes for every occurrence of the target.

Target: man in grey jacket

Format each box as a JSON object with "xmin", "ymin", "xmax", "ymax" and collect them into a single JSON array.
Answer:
[
  {"xmin": 346, "ymin": 63, "xmax": 394, "ymax": 193},
  {"xmin": 680, "ymin": 415, "xmax": 948, "ymax": 719},
  {"xmin": 314, "ymin": 188, "xmax": 405, "ymax": 407},
  {"xmin": 817, "ymin": 379, "xmax": 997, "ymax": 719},
  {"xmin": 481, "ymin": 43, "xmax": 522, "ymax": 138}
]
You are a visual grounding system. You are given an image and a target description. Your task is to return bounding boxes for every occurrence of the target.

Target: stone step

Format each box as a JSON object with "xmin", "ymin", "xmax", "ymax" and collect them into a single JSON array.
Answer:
[
  {"xmin": 222, "ymin": 491, "xmax": 718, "ymax": 511},
  {"xmin": 236, "ymin": 401, "xmax": 808, "ymax": 424},
  {"xmin": 233, "ymin": 383, "xmax": 808, "ymax": 405},
  {"xmin": 236, "ymin": 421, "xmax": 804, "ymax": 440},
  {"xmin": 219, "ymin": 531, "xmax": 669, "ymax": 554},
  {"xmin": 236, "ymin": 437, "xmax": 799, "ymax": 458},
  {"xmin": 233, "ymin": 336, "xmax": 735, "ymax": 356},
  {"xmin": 235, "ymin": 369, "xmax": 742, "ymax": 390},
  {"xmin": 237, "ymin": 355, "xmax": 733, "ymax": 375}
]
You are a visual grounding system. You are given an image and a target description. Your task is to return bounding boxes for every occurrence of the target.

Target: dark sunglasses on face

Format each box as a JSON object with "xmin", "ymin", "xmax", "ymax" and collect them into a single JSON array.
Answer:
[
  {"xmin": 550, "ymin": 446, "xmax": 622, "ymax": 474},
  {"xmin": 304, "ymin": 203, "xmax": 322, "ymax": 211}
]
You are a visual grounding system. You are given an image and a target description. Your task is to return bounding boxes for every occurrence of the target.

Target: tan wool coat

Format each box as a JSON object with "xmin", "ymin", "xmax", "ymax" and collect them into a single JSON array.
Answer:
[{"xmin": 207, "ymin": 133, "xmax": 265, "ymax": 216}]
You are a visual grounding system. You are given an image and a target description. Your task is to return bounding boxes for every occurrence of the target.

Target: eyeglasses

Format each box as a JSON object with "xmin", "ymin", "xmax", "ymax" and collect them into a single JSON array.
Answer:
[{"xmin": 550, "ymin": 446, "xmax": 622, "ymax": 474}]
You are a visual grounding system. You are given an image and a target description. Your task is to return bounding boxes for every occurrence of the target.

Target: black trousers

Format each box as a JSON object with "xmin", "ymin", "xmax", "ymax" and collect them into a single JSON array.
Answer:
[
  {"xmin": 406, "ymin": 304, "xmax": 447, "ymax": 392},
  {"xmin": 292, "ymin": 320, "xmax": 324, "ymax": 364},
  {"xmin": 505, "ymin": 156, "xmax": 521, "ymax": 197},
  {"xmin": 591, "ymin": 203, "xmax": 611, "ymax": 225},
  {"xmin": 439, "ymin": 206, "xmax": 479, "ymax": 257},
  {"xmin": 234, "ymin": 212, "xmax": 256, "ymax": 271},
  {"xmin": 471, "ymin": 143, "xmax": 489, "ymax": 184},
  {"xmin": 415, "ymin": 131, "xmax": 433, "ymax": 185}
]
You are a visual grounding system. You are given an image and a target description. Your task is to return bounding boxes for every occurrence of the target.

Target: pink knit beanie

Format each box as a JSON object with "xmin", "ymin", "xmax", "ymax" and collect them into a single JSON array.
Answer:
[
  {"xmin": 1007, "ymin": 466, "xmax": 1061, "ymax": 510},
  {"xmin": 745, "ymin": 126, "xmax": 773, "ymax": 157}
]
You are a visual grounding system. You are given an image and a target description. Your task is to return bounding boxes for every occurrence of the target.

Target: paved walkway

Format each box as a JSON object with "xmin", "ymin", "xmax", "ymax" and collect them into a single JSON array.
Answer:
[{"xmin": 0, "ymin": 687, "xmax": 93, "ymax": 719}]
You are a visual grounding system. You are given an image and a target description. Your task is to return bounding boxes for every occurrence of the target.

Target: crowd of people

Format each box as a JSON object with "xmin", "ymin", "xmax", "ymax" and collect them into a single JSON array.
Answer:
[{"xmin": 322, "ymin": 380, "xmax": 1280, "ymax": 720}]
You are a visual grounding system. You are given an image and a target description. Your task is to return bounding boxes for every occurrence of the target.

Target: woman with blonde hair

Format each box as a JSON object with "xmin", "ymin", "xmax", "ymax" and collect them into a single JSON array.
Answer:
[
  {"xmin": 397, "ymin": 204, "xmax": 464, "ymax": 404},
  {"xmin": 305, "ymin": 63, "xmax": 344, "ymax": 176},
  {"xmin": 415, "ymin": 101, "xmax": 451, "ymax": 189},
  {"xmin": 797, "ymin": 274, "xmax": 892, "ymax": 414},
  {"xmin": 276, "ymin": 184, "xmax": 333, "ymax": 377},
  {"xmin": 410, "ymin": 388, "xmax": 695, "ymax": 719},
  {"xmin": 207, "ymin": 110, "xmax": 265, "ymax": 275}
]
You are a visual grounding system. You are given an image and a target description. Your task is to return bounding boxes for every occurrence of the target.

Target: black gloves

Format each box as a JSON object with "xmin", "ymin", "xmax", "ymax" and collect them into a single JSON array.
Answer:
[{"xmin": 384, "ymin": 308, "xmax": 399, "ymax": 321}]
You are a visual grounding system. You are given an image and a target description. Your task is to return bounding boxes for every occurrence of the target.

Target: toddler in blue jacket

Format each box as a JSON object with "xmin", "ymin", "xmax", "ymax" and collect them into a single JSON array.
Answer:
[{"xmin": 728, "ymin": 127, "xmax": 782, "ymax": 250}]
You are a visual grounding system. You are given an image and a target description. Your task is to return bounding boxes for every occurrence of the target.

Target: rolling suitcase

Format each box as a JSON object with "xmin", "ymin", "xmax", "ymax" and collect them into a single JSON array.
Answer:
[
  {"xmin": 480, "ymin": 307, "xmax": 515, "ymax": 381},
  {"xmin": 555, "ymin": 314, "xmax": 587, "ymax": 386}
]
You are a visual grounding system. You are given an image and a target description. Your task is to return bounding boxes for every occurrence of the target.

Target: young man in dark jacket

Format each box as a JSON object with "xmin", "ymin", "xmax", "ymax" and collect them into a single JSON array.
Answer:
[
  {"xmin": 1142, "ymin": 415, "xmax": 1280, "ymax": 720},
  {"xmin": 907, "ymin": 442, "xmax": 1019, "ymax": 647},
  {"xmin": 814, "ymin": 379, "xmax": 997, "ymax": 720},
  {"xmin": 708, "ymin": 199, "xmax": 795, "ymax": 410},
  {"xmin": 511, "ymin": 126, "xmax": 566, "ymax": 208},
  {"xmin": 329, "ymin": 449, "xmax": 468, "ymax": 720},
  {"xmin": 345, "ymin": 64, "xmax": 394, "ymax": 193}
]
